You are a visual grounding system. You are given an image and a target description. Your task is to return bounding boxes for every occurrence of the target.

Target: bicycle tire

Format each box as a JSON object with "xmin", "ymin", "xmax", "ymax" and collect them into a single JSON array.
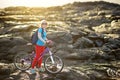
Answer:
[
  {"xmin": 14, "ymin": 52, "xmax": 32, "ymax": 71},
  {"xmin": 44, "ymin": 55, "xmax": 64, "ymax": 74}
]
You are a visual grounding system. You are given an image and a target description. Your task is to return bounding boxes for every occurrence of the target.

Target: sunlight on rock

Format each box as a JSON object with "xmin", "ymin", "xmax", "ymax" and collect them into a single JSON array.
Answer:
[
  {"xmin": 0, "ymin": 1, "xmax": 120, "ymax": 80},
  {"xmin": 0, "ymin": 34, "xmax": 12, "ymax": 38}
]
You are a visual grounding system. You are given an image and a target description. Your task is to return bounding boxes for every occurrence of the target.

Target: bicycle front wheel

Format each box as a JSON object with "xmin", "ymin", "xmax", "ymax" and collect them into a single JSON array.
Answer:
[
  {"xmin": 14, "ymin": 52, "xmax": 32, "ymax": 71},
  {"xmin": 44, "ymin": 55, "xmax": 64, "ymax": 74}
]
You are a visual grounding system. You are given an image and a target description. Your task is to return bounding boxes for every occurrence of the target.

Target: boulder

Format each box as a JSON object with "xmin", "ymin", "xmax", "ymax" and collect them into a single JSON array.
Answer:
[
  {"xmin": 110, "ymin": 20, "xmax": 120, "ymax": 34},
  {"xmin": 0, "ymin": 37, "xmax": 14, "ymax": 47},
  {"xmin": 73, "ymin": 37, "xmax": 95, "ymax": 48},
  {"xmin": 102, "ymin": 38, "xmax": 120, "ymax": 56},
  {"xmin": 87, "ymin": 70, "xmax": 108, "ymax": 80},
  {"xmin": 48, "ymin": 32, "xmax": 72, "ymax": 43},
  {"xmin": 0, "ymin": 52, "xmax": 8, "ymax": 59},
  {"xmin": 102, "ymin": 45, "xmax": 111, "ymax": 53},
  {"xmin": 93, "ymin": 21, "xmax": 120, "ymax": 34},
  {"xmin": 88, "ymin": 33, "xmax": 104, "ymax": 39},
  {"xmin": 104, "ymin": 34, "xmax": 120, "ymax": 39},
  {"xmin": 94, "ymin": 39, "xmax": 104, "ymax": 47},
  {"xmin": 0, "ymin": 37, "xmax": 28, "ymax": 57},
  {"xmin": 65, "ymin": 52, "xmax": 94, "ymax": 60},
  {"xmin": 0, "ymin": 63, "xmax": 16, "ymax": 75},
  {"xmin": 97, "ymin": 11, "xmax": 105, "ymax": 16},
  {"xmin": 111, "ymin": 11, "xmax": 120, "ymax": 17},
  {"xmin": 0, "ymin": 11, "xmax": 6, "ymax": 16},
  {"xmin": 88, "ymin": 33, "xmax": 105, "ymax": 47},
  {"xmin": 0, "ymin": 37, "xmax": 28, "ymax": 47},
  {"xmin": 55, "ymin": 50, "xmax": 70, "ymax": 59},
  {"xmin": 92, "ymin": 23, "xmax": 111, "ymax": 33},
  {"xmin": 71, "ymin": 31, "xmax": 87, "ymax": 43},
  {"xmin": 8, "ymin": 25, "xmax": 37, "ymax": 33},
  {"xmin": 10, "ymin": 37, "xmax": 28, "ymax": 45},
  {"xmin": 41, "ymin": 67, "xmax": 90, "ymax": 80},
  {"xmin": 105, "ymin": 38, "xmax": 120, "ymax": 49},
  {"xmin": 65, "ymin": 48, "xmax": 100, "ymax": 60},
  {"xmin": 8, "ymin": 45, "xmax": 34, "ymax": 54}
]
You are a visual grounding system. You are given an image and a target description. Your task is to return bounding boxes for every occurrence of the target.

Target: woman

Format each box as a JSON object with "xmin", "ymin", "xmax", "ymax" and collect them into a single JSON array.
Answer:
[{"xmin": 30, "ymin": 20, "xmax": 49, "ymax": 74}]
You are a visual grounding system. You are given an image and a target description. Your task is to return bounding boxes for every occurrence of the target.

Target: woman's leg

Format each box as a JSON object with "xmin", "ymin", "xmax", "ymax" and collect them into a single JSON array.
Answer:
[
  {"xmin": 38, "ymin": 46, "xmax": 45, "ymax": 68},
  {"xmin": 31, "ymin": 45, "xmax": 42, "ymax": 68}
]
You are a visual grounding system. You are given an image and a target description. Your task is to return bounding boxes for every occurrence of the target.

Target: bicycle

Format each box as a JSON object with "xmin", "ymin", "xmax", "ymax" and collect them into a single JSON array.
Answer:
[{"xmin": 14, "ymin": 43, "xmax": 64, "ymax": 74}]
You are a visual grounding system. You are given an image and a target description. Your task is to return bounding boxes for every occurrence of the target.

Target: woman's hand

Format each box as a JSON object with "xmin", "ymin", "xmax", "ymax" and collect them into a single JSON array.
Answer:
[
  {"xmin": 46, "ymin": 40, "xmax": 53, "ymax": 44},
  {"xmin": 45, "ymin": 40, "xmax": 54, "ymax": 47}
]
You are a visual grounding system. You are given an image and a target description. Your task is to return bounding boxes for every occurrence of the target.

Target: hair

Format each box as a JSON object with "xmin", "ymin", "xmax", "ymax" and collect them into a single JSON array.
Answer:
[{"xmin": 40, "ymin": 20, "xmax": 47, "ymax": 27}]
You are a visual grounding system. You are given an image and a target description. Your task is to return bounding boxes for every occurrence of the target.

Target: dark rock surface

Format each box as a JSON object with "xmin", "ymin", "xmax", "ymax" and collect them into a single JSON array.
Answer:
[{"xmin": 0, "ymin": 1, "xmax": 120, "ymax": 80}]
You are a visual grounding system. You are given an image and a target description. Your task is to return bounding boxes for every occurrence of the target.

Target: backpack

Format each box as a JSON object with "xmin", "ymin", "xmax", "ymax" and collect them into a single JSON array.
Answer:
[{"xmin": 31, "ymin": 28, "xmax": 44, "ymax": 45}]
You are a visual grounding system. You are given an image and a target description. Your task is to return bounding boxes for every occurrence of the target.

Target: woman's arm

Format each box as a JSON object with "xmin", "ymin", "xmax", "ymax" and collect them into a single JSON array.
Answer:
[{"xmin": 38, "ymin": 32, "xmax": 46, "ymax": 43}]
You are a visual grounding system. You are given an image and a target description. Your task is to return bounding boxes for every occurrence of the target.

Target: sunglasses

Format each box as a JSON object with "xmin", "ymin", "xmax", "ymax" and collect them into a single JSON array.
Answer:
[{"xmin": 42, "ymin": 23, "xmax": 47, "ymax": 25}]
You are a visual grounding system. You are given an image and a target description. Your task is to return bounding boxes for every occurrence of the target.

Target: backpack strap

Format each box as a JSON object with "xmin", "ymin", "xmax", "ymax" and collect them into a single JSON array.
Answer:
[{"xmin": 41, "ymin": 28, "xmax": 44, "ymax": 38}]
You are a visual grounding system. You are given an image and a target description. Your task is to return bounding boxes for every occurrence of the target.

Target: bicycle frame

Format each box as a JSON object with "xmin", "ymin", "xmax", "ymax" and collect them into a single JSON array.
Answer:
[
  {"xmin": 14, "ymin": 45, "xmax": 64, "ymax": 73},
  {"xmin": 32, "ymin": 47, "xmax": 55, "ymax": 64}
]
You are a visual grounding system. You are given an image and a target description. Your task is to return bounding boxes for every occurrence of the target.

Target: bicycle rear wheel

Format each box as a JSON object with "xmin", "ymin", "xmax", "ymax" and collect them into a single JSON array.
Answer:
[
  {"xmin": 14, "ymin": 52, "xmax": 32, "ymax": 71},
  {"xmin": 44, "ymin": 55, "xmax": 64, "ymax": 74}
]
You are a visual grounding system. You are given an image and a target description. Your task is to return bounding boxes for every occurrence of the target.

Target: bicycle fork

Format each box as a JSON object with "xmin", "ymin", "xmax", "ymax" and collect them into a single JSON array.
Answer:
[{"xmin": 49, "ymin": 51, "xmax": 55, "ymax": 64}]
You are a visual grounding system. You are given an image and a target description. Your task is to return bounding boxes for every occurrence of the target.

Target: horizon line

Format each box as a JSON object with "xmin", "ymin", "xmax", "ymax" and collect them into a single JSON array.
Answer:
[{"xmin": 0, "ymin": 1, "xmax": 120, "ymax": 9}]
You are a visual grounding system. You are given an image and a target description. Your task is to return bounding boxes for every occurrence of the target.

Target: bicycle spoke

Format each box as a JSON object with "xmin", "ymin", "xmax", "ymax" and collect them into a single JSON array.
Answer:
[
  {"xmin": 14, "ymin": 53, "xmax": 31, "ymax": 71},
  {"xmin": 44, "ymin": 55, "xmax": 64, "ymax": 74}
]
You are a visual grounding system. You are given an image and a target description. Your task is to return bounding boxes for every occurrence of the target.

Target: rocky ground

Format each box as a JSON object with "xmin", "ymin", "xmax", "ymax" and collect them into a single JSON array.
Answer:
[{"xmin": 0, "ymin": 1, "xmax": 120, "ymax": 80}]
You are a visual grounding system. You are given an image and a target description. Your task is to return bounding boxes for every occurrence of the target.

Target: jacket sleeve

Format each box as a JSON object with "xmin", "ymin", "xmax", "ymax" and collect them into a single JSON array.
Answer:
[{"xmin": 38, "ymin": 28, "xmax": 46, "ymax": 43}]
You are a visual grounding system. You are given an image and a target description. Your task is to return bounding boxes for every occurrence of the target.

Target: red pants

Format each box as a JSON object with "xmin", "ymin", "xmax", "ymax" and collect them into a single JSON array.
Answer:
[{"xmin": 31, "ymin": 45, "xmax": 45, "ymax": 68}]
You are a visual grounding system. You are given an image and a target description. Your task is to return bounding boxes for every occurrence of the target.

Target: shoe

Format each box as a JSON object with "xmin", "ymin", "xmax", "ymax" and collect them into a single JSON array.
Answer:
[{"xmin": 30, "ymin": 69, "xmax": 36, "ymax": 74}]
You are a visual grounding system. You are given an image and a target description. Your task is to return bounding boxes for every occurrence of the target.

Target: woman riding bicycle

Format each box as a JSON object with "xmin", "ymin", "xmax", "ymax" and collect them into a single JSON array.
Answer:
[{"xmin": 30, "ymin": 20, "xmax": 51, "ymax": 74}]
